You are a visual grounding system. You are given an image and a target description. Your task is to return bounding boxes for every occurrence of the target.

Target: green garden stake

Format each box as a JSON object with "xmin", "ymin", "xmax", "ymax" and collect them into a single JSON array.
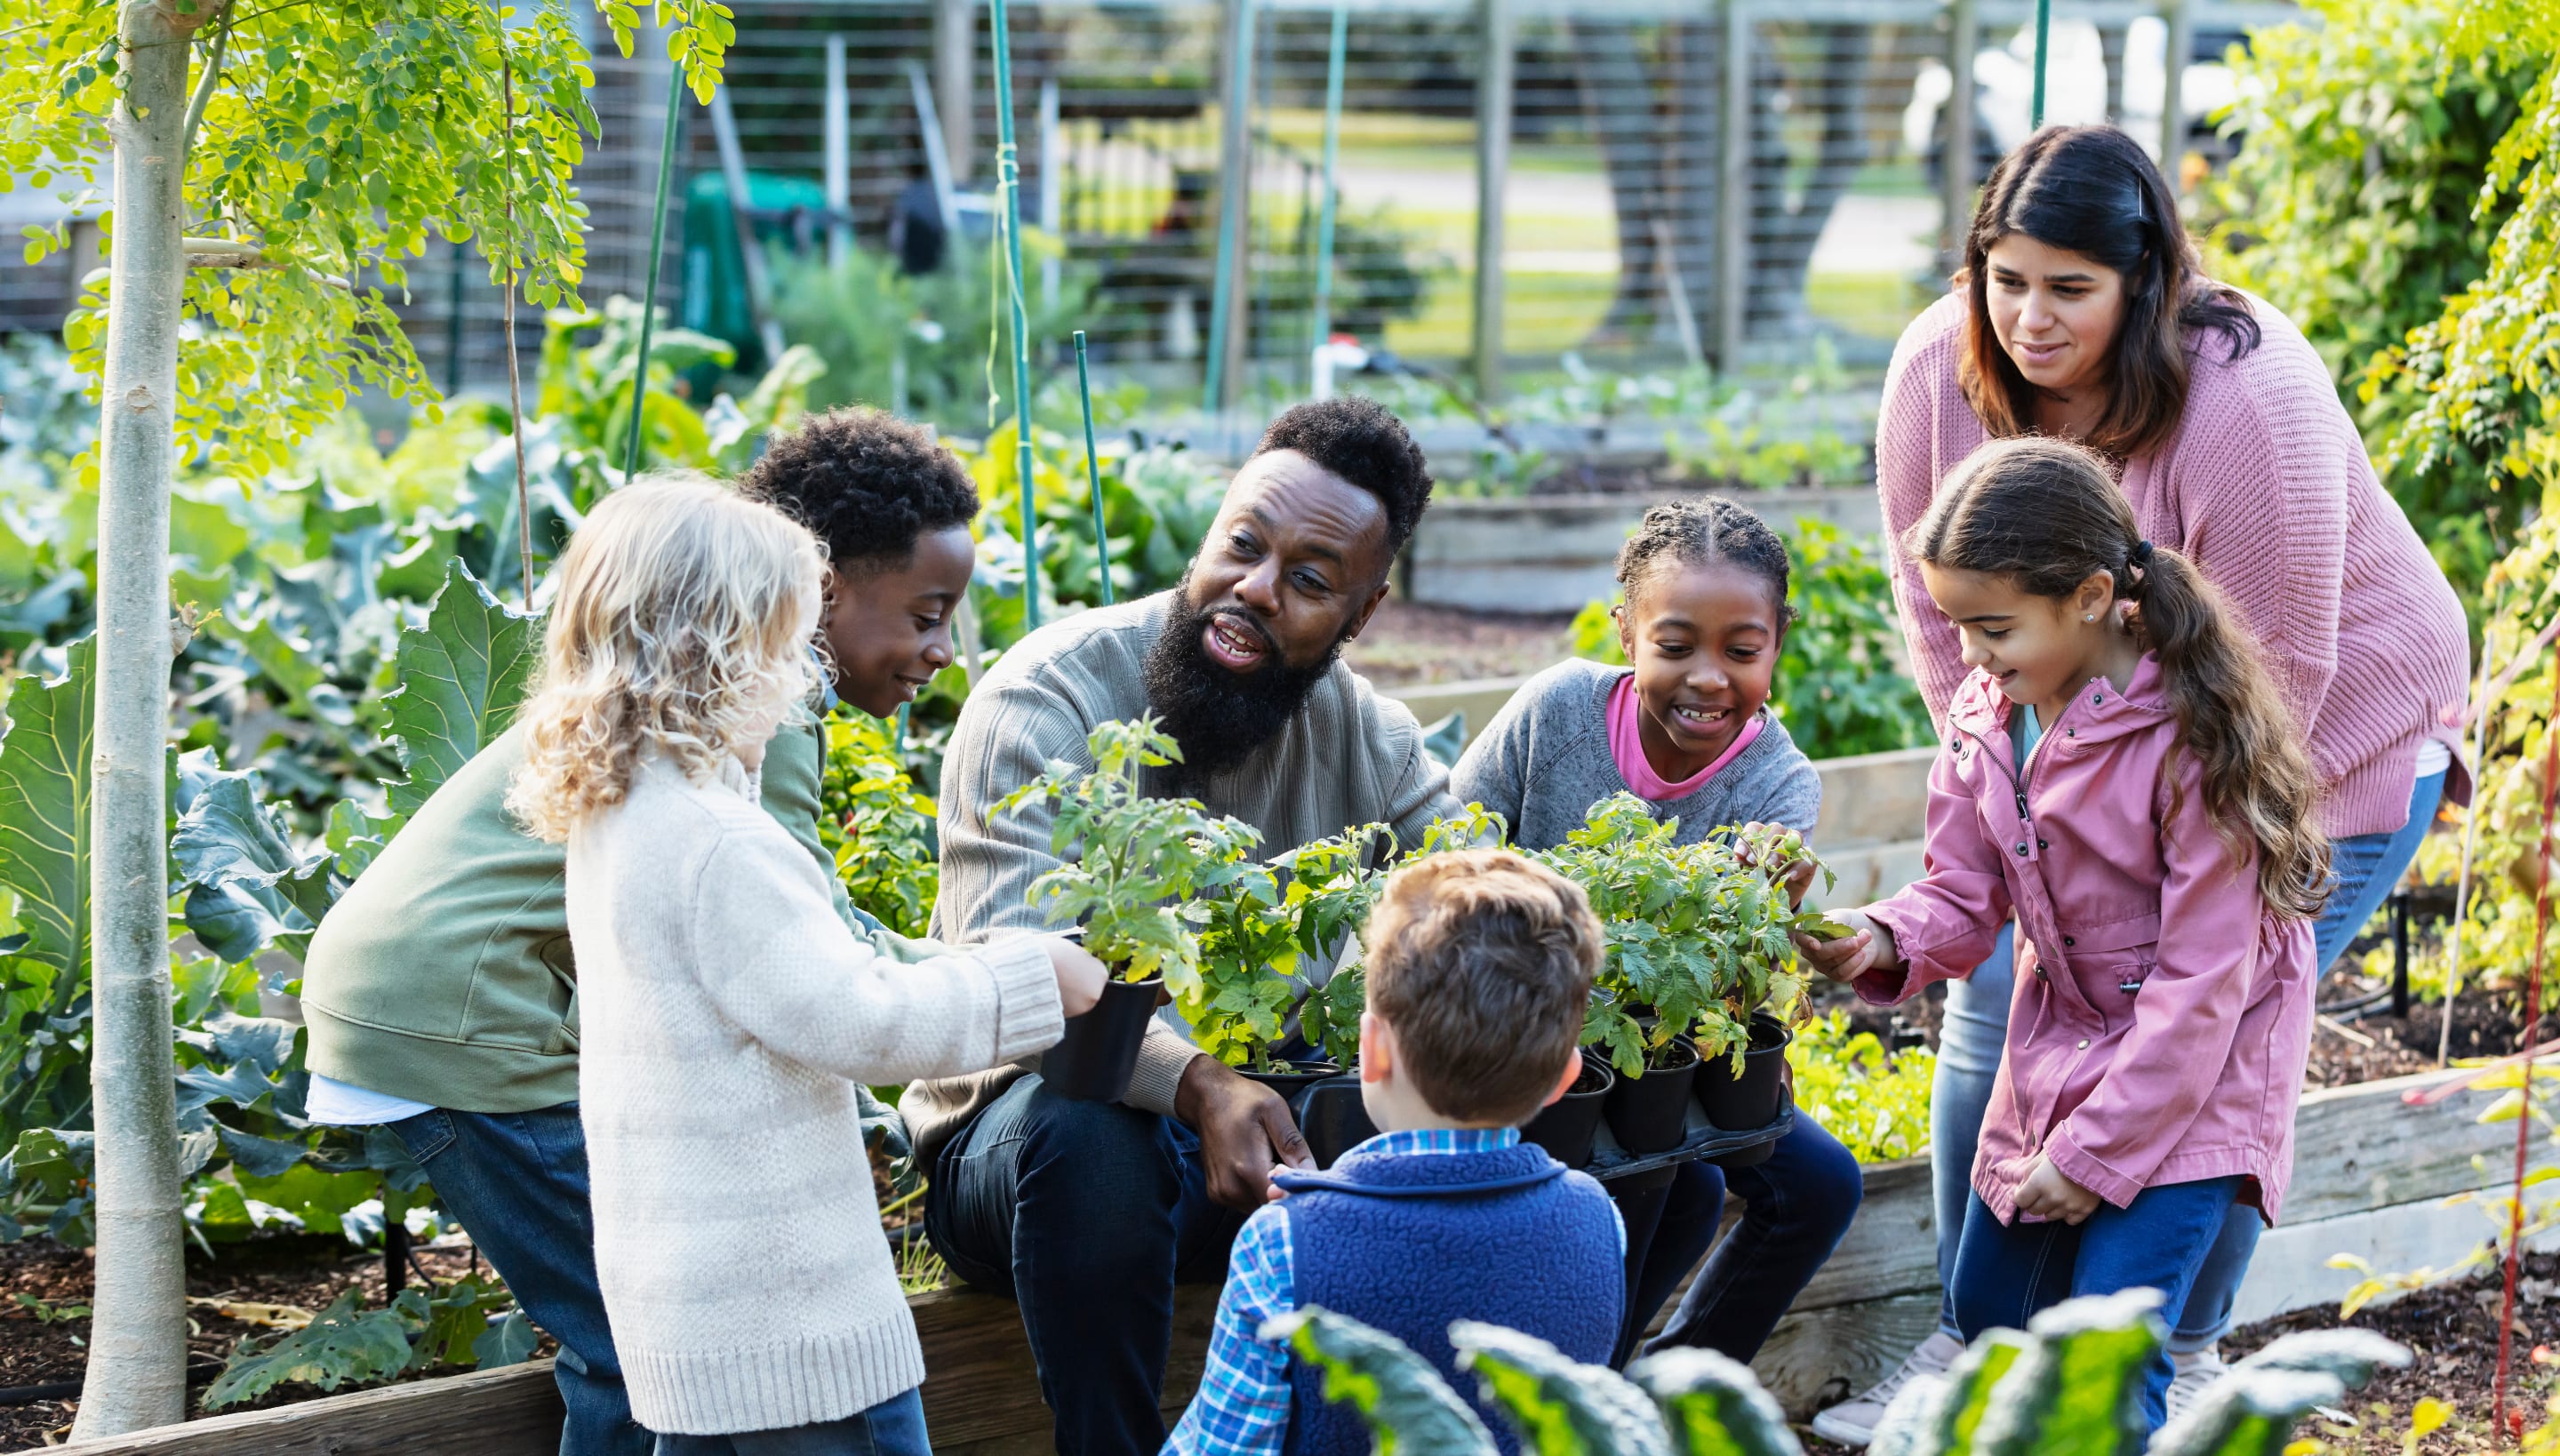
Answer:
[
  {"xmin": 624, "ymin": 62, "xmax": 687, "ymax": 482},
  {"xmin": 1202, "ymin": 0, "xmax": 1257, "ymax": 414},
  {"xmin": 2028, "ymin": 0, "xmax": 2051, "ymax": 129},
  {"xmin": 1074, "ymin": 332, "xmax": 1115, "ymax": 605},
  {"xmin": 894, "ymin": 702, "xmax": 910, "ymax": 749},
  {"xmin": 1310, "ymin": 0, "xmax": 1348, "ymax": 367},
  {"xmin": 988, "ymin": 0, "xmax": 1042, "ymax": 630}
]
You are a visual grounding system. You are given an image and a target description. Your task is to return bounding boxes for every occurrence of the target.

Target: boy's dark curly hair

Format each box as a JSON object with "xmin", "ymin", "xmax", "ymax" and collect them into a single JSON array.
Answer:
[
  {"xmin": 1250, "ymin": 397, "xmax": 1434, "ymax": 559},
  {"xmin": 735, "ymin": 407, "xmax": 979, "ymax": 573}
]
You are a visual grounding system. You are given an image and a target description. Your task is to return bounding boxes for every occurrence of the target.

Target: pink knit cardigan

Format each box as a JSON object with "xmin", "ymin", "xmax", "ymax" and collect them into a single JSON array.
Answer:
[{"xmin": 1876, "ymin": 292, "xmax": 2472, "ymax": 838}]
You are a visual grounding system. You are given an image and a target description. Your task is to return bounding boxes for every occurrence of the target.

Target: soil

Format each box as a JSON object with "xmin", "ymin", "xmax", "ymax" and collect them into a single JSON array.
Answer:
[
  {"xmin": 0, "ymin": 1234, "xmax": 508, "ymax": 1451},
  {"xmin": 1342, "ymin": 599, "xmax": 1576, "ymax": 689},
  {"xmin": 2225, "ymin": 1251, "xmax": 2560, "ymax": 1455}
]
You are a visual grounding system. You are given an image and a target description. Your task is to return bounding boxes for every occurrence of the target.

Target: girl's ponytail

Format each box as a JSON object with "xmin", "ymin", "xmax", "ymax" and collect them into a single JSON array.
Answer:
[{"xmin": 1908, "ymin": 438, "xmax": 2331, "ymax": 917}]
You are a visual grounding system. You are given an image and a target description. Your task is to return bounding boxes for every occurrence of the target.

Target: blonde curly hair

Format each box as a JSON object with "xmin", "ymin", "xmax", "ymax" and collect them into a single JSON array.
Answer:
[{"xmin": 507, "ymin": 474, "xmax": 827, "ymax": 844}]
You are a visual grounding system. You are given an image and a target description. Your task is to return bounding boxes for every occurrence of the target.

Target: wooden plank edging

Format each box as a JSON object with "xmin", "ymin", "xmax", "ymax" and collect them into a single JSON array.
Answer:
[{"xmin": 49, "ymin": 1065, "xmax": 2524, "ymax": 1452}]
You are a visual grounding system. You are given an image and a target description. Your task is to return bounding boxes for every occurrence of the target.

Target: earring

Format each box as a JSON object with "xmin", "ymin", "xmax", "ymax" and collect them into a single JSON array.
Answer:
[{"xmin": 2084, "ymin": 613, "xmax": 2094, "ymax": 621}]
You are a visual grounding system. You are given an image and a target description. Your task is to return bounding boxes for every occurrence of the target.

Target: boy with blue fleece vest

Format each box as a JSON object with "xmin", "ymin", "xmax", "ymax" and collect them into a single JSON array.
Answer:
[{"xmin": 1167, "ymin": 849, "xmax": 1623, "ymax": 1456}]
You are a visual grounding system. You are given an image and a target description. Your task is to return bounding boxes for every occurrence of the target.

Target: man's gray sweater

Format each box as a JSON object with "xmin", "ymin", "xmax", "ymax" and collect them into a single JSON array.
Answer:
[{"xmin": 1451, "ymin": 658, "xmax": 1822, "ymax": 852}]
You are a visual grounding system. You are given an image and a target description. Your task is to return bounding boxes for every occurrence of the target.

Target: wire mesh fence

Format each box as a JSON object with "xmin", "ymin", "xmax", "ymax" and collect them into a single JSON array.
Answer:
[{"xmin": 0, "ymin": 0, "xmax": 2301, "ymax": 409}]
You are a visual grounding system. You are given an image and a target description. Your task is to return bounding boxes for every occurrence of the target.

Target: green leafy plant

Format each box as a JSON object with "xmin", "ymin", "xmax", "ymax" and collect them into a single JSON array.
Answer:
[
  {"xmin": 199, "ymin": 1276, "xmax": 535, "ymax": 1412},
  {"xmin": 1188, "ymin": 823, "xmax": 1395, "ymax": 1072},
  {"xmin": 998, "ymin": 717, "xmax": 1261, "ymax": 996},
  {"xmin": 817, "ymin": 712, "xmax": 940, "ymax": 940},
  {"xmin": 1533, "ymin": 795, "xmax": 1823, "ymax": 1077},
  {"xmin": 1267, "ymin": 1293, "xmax": 2407, "ymax": 1456},
  {"xmin": 1784, "ymin": 1010, "xmax": 1935, "ymax": 1164}
]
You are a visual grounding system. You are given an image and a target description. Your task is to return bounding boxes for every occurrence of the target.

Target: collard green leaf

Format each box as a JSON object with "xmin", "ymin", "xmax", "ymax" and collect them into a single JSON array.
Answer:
[
  {"xmin": 382, "ymin": 560, "xmax": 539, "ymax": 817},
  {"xmin": 201, "ymin": 1287, "xmax": 417, "ymax": 1410},
  {"xmin": 1868, "ymin": 1329, "xmax": 2034, "ymax": 1456},
  {"xmin": 2145, "ymin": 1330, "xmax": 2412, "ymax": 1456},
  {"xmin": 474, "ymin": 1309, "xmax": 538, "ymax": 1369},
  {"xmin": 172, "ymin": 752, "xmax": 336, "ymax": 964},
  {"xmin": 1452, "ymin": 1319, "xmax": 1670, "ymax": 1456},
  {"xmin": 1262, "ymin": 1307, "xmax": 1496, "ymax": 1456},
  {"xmin": 0, "ymin": 638, "xmax": 91, "ymax": 977},
  {"xmin": 1627, "ymin": 1347, "xmax": 1801, "ymax": 1456},
  {"xmin": 1973, "ymin": 1290, "xmax": 2164, "ymax": 1456}
]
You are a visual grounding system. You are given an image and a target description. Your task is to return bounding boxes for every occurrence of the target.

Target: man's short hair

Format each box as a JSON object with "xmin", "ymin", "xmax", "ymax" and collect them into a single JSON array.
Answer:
[
  {"xmin": 736, "ymin": 406, "xmax": 979, "ymax": 573},
  {"xmin": 1251, "ymin": 397, "xmax": 1434, "ymax": 559},
  {"xmin": 1361, "ymin": 849, "xmax": 1601, "ymax": 1125}
]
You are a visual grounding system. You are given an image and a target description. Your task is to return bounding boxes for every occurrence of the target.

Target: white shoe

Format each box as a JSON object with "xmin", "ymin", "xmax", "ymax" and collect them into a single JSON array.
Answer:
[
  {"xmin": 2164, "ymin": 1345, "xmax": 2227, "ymax": 1421},
  {"xmin": 1811, "ymin": 1330, "xmax": 1967, "ymax": 1447}
]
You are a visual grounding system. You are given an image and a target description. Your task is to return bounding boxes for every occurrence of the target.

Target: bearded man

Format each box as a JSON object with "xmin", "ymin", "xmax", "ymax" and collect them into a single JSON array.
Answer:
[{"xmin": 907, "ymin": 397, "xmax": 1459, "ymax": 1455}]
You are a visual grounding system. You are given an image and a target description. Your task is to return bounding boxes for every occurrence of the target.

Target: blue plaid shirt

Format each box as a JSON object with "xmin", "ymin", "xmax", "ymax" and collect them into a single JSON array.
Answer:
[{"xmin": 1164, "ymin": 1127, "xmax": 1622, "ymax": 1456}]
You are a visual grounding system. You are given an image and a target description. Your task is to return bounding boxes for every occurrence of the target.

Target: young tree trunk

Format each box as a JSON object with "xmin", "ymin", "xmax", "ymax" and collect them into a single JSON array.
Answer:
[{"xmin": 72, "ymin": 0, "xmax": 198, "ymax": 1438}]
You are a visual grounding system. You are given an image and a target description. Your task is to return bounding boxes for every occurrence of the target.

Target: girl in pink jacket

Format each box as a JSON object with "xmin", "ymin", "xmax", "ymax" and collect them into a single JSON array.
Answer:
[{"xmin": 1800, "ymin": 436, "xmax": 2328, "ymax": 1430}]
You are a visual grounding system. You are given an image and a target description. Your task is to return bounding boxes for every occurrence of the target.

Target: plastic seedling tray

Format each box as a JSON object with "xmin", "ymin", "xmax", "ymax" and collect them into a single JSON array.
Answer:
[{"xmin": 1584, "ymin": 1090, "xmax": 1795, "ymax": 1183}]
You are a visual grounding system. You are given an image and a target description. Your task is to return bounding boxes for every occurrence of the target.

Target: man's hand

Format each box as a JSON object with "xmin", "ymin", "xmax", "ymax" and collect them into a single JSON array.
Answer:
[
  {"xmin": 2014, "ymin": 1154, "xmax": 2100, "ymax": 1225},
  {"xmin": 1793, "ymin": 908, "xmax": 1897, "ymax": 982},
  {"xmin": 1174, "ymin": 1055, "xmax": 1313, "ymax": 1211}
]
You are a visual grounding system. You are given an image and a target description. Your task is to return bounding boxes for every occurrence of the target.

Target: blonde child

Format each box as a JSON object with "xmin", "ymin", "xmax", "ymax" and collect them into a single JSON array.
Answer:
[
  {"xmin": 508, "ymin": 476, "xmax": 1106, "ymax": 1456},
  {"xmin": 1800, "ymin": 437, "xmax": 2326, "ymax": 1429}
]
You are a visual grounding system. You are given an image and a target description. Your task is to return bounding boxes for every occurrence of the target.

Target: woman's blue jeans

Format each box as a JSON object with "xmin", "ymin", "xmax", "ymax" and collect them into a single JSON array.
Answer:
[
  {"xmin": 1928, "ymin": 770, "xmax": 2445, "ymax": 1351},
  {"xmin": 1950, "ymin": 1178, "xmax": 2243, "ymax": 1431}
]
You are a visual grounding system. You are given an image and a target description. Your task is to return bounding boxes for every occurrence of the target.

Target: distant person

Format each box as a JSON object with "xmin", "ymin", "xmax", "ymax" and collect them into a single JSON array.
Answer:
[
  {"xmin": 911, "ymin": 397, "xmax": 1460, "ymax": 1456},
  {"xmin": 1836, "ymin": 122, "xmax": 2471, "ymax": 1440},
  {"xmin": 299, "ymin": 411, "xmax": 994, "ymax": 1456},
  {"xmin": 1165, "ymin": 849, "xmax": 1622, "ymax": 1456},
  {"xmin": 1805, "ymin": 436, "xmax": 2327, "ymax": 1434},
  {"xmin": 1452, "ymin": 497, "xmax": 1860, "ymax": 1368}
]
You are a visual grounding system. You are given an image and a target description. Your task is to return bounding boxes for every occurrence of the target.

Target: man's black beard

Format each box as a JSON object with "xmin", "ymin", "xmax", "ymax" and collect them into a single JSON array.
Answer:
[{"xmin": 1141, "ymin": 592, "xmax": 1348, "ymax": 787}]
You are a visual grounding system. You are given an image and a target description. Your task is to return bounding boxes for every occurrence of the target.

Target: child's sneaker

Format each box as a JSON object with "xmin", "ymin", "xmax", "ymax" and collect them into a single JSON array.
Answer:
[
  {"xmin": 2164, "ymin": 1345, "xmax": 2228, "ymax": 1420},
  {"xmin": 1810, "ymin": 1330, "xmax": 1966, "ymax": 1447}
]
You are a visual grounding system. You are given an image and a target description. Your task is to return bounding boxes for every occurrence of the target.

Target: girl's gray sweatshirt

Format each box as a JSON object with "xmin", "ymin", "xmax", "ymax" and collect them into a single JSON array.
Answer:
[{"xmin": 1451, "ymin": 658, "xmax": 1823, "ymax": 852}]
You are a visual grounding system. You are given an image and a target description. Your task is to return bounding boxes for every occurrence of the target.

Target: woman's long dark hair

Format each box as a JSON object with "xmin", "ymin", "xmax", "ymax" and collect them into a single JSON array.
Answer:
[
  {"xmin": 1906, "ymin": 437, "xmax": 2331, "ymax": 919},
  {"xmin": 1957, "ymin": 125, "xmax": 2262, "ymax": 460}
]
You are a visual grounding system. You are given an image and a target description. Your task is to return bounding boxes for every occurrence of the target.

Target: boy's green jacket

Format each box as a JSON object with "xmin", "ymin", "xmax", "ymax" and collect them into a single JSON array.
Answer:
[{"xmin": 300, "ymin": 717, "xmax": 875, "ymax": 1114}]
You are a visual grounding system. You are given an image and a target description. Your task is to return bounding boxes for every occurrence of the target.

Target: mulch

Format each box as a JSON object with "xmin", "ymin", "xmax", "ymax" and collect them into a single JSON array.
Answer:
[
  {"xmin": 0, "ymin": 1234, "xmax": 504, "ymax": 1451},
  {"xmin": 2226, "ymin": 1251, "xmax": 2560, "ymax": 1455}
]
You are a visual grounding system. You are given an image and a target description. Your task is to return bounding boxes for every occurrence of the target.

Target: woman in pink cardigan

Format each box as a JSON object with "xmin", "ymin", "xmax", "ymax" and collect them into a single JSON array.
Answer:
[{"xmin": 1812, "ymin": 124, "xmax": 2472, "ymax": 1445}]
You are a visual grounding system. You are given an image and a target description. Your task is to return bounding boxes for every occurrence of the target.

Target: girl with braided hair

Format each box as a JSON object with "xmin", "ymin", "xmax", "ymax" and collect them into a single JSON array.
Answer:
[{"xmin": 1452, "ymin": 495, "xmax": 1863, "ymax": 1370}]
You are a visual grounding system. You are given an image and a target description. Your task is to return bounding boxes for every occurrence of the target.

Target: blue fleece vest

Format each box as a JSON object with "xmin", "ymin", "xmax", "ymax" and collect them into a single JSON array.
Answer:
[{"xmin": 1276, "ymin": 1142, "xmax": 1621, "ymax": 1456}]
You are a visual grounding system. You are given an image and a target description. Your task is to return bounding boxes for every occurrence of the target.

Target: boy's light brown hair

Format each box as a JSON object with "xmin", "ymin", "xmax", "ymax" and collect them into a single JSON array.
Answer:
[{"xmin": 1361, "ymin": 849, "xmax": 1603, "ymax": 1124}]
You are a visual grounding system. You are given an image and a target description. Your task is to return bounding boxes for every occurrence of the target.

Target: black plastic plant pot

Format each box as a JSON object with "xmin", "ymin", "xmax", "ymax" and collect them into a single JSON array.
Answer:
[
  {"xmin": 1042, "ymin": 975, "xmax": 1164, "ymax": 1102},
  {"xmin": 1696, "ymin": 1013, "xmax": 1792, "ymax": 1132},
  {"xmin": 1603, "ymin": 1036, "xmax": 1701, "ymax": 1156},
  {"xmin": 1298, "ymin": 1075, "xmax": 1379, "ymax": 1170},
  {"xmin": 1521, "ymin": 1051, "xmax": 1617, "ymax": 1170},
  {"xmin": 1239, "ymin": 1060, "xmax": 1344, "ymax": 1116}
]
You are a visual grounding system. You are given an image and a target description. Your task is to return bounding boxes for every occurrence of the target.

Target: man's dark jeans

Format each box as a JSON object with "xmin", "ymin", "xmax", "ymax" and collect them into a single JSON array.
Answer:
[
  {"xmin": 924, "ymin": 1074, "xmax": 1246, "ymax": 1456},
  {"xmin": 390, "ymin": 1104, "xmax": 654, "ymax": 1456},
  {"xmin": 1612, "ymin": 1116, "xmax": 1864, "ymax": 1366}
]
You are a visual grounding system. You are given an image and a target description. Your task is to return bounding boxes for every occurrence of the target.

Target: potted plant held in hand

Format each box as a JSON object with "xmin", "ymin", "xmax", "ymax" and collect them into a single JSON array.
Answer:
[
  {"xmin": 1000, "ymin": 716, "xmax": 1262, "ymax": 1101},
  {"xmin": 1692, "ymin": 822, "xmax": 1831, "ymax": 1139}
]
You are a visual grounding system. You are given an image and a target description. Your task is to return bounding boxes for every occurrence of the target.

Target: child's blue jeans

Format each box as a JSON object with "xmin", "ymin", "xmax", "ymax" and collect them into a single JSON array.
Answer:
[
  {"xmin": 1949, "ymin": 1176, "xmax": 2244, "ymax": 1431},
  {"xmin": 650, "ymin": 1388, "xmax": 931, "ymax": 1456}
]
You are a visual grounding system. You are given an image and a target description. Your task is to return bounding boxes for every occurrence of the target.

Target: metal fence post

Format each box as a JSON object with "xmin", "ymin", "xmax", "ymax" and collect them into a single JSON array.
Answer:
[
  {"xmin": 936, "ymin": 0, "xmax": 976, "ymax": 184},
  {"xmin": 825, "ymin": 36, "xmax": 852, "ymax": 268},
  {"xmin": 1205, "ymin": 0, "xmax": 1257, "ymax": 412},
  {"xmin": 1716, "ymin": 0, "xmax": 1749, "ymax": 371},
  {"xmin": 1940, "ymin": 0, "xmax": 1978, "ymax": 273},
  {"xmin": 1470, "ymin": 0, "xmax": 1514, "ymax": 403},
  {"xmin": 2159, "ymin": 0, "xmax": 2190, "ymax": 177}
]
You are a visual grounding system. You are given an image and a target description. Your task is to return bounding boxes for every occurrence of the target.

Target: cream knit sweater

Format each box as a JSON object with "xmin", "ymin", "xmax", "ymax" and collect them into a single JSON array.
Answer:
[{"xmin": 565, "ymin": 750, "xmax": 1062, "ymax": 1436}]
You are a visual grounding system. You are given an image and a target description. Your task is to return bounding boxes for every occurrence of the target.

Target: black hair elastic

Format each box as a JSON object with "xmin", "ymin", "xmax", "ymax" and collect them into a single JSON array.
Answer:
[{"xmin": 2130, "ymin": 539, "xmax": 2156, "ymax": 567}]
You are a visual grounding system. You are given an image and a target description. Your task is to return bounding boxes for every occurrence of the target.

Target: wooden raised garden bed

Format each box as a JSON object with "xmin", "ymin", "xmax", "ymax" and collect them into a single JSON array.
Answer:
[
  {"xmin": 52, "ymin": 1064, "xmax": 2539, "ymax": 1454},
  {"xmin": 1404, "ymin": 489, "xmax": 1882, "ymax": 614}
]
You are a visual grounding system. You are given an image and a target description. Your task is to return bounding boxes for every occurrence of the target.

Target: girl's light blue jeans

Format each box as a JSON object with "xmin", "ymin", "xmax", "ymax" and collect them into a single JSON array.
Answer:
[{"xmin": 1928, "ymin": 769, "xmax": 2447, "ymax": 1351}]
